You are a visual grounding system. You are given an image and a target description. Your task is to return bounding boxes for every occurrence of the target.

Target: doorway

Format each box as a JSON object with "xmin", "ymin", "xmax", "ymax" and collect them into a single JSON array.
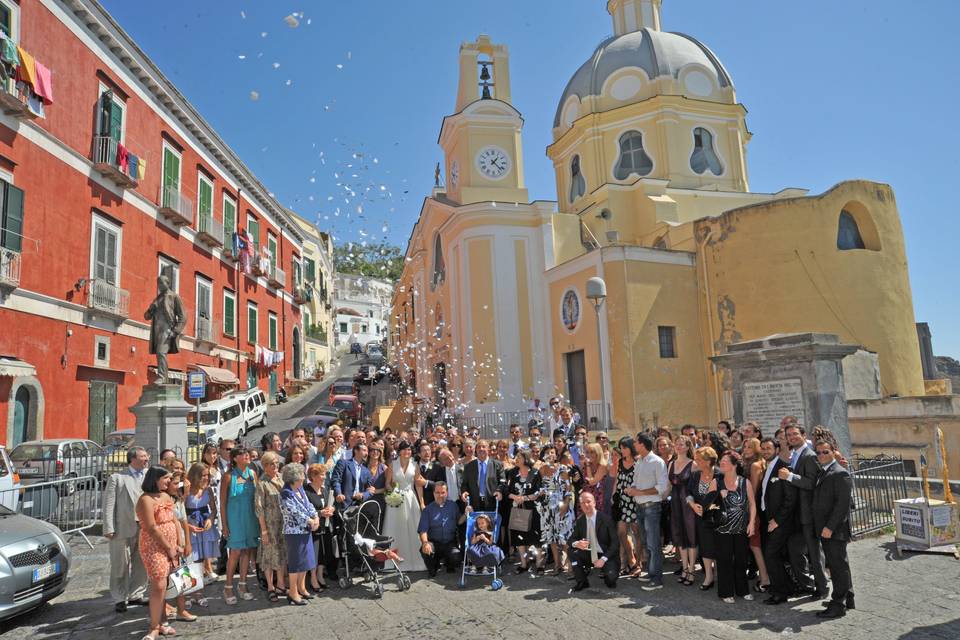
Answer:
[
  {"xmin": 269, "ymin": 370, "xmax": 278, "ymax": 399},
  {"xmin": 292, "ymin": 327, "xmax": 302, "ymax": 380},
  {"xmin": 88, "ymin": 380, "xmax": 117, "ymax": 444},
  {"xmin": 12, "ymin": 387, "xmax": 29, "ymax": 447},
  {"xmin": 564, "ymin": 350, "xmax": 587, "ymax": 423}
]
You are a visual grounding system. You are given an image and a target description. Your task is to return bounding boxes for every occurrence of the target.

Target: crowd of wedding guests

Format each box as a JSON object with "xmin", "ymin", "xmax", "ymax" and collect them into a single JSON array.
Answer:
[{"xmin": 103, "ymin": 396, "xmax": 855, "ymax": 639}]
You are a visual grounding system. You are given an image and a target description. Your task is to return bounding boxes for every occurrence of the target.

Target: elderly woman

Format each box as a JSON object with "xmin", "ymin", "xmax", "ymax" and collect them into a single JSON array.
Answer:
[
  {"xmin": 686, "ymin": 446, "xmax": 720, "ymax": 590},
  {"xmin": 304, "ymin": 462, "xmax": 336, "ymax": 591},
  {"xmin": 255, "ymin": 451, "xmax": 287, "ymax": 602},
  {"xmin": 279, "ymin": 463, "xmax": 319, "ymax": 605}
]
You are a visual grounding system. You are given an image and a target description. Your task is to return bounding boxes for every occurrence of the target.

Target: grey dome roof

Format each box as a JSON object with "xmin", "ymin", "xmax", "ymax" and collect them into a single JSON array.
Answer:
[{"xmin": 554, "ymin": 28, "xmax": 733, "ymax": 128}]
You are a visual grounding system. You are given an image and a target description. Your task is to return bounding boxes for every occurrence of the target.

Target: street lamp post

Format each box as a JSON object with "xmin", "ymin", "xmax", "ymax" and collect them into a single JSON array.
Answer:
[{"xmin": 586, "ymin": 277, "xmax": 608, "ymax": 430}]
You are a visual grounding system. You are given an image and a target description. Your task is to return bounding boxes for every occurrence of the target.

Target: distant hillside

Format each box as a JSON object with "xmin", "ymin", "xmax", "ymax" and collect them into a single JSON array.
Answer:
[{"xmin": 935, "ymin": 355, "xmax": 960, "ymax": 391}]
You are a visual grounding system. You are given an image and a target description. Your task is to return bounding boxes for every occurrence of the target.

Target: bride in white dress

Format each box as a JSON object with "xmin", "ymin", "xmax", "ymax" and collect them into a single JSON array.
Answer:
[{"xmin": 383, "ymin": 442, "xmax": 427, "ymax": 572}]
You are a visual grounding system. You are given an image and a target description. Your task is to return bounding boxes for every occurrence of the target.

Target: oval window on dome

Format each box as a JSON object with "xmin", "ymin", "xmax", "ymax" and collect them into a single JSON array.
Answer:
[
  {"xmin": 683, "ymin": 70, "xmax": 713, "ymax": 97},
  {"xmin": 690, "ymin": 127, "xmax": 723, "ymax": 176},
  {"xmin": 609, "ymin": 75, "xmax": 643, "ymax": 101},
  {"xmin": 615, "ymin": 131, "xmax": 653, "ymax": 180}
]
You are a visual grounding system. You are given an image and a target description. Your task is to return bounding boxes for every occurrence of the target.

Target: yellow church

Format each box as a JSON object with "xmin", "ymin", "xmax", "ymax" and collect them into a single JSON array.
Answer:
[{"xmin": 392, "ymin": 0, "xmax": 934, "ymax": 441}]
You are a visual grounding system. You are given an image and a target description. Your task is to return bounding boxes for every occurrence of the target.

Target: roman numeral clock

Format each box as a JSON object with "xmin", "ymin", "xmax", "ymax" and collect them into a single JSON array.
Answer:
[{"xmin": 475, "ymin": 145, "xmax": 511, "ymax": 180}]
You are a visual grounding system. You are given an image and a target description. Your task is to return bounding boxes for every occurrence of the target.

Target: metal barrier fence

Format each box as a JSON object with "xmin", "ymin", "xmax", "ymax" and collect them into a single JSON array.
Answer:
[
  {"xmin": 850, "ymin": 455, "xmax": 909, "ymax": 538},
  {"xmin": 0, "ymin": 475, "xmax": 101, "ymax": 549}
]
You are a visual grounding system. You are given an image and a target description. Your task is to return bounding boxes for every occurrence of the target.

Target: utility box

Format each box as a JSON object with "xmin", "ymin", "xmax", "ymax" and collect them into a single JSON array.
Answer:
[{"xmin": 894, "ymin": 497, "xmax": 960, "ymax": 556}]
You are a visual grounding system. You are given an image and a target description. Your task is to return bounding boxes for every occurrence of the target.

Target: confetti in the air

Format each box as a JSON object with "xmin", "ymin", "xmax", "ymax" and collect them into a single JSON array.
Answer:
[
  {"xmin": 249, "ymin": 90, "xmax": 260, "ymax": 101},
  {"xmin": 284, "ymin": 14, "xmax": 300, "ymax": 28}
]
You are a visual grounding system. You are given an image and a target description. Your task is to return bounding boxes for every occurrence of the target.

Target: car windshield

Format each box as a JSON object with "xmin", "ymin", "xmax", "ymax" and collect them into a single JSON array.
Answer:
[
  {"xmin": 199, "ymin": 410, "xmax": 220, "ymax": 425},
  {"xmin": 333, "ymin": 384, "xmax": 352, "ymax": 393},
  {"xmin": 332, "ymin": 399, "xmax": 354, "ymax": 410},
  {"xmin": 10, "ymin": 444, "xmax": 58, "ymax": 461}
]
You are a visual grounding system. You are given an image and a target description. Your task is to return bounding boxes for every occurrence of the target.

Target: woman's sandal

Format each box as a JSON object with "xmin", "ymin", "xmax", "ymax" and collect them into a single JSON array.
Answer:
[
  {"xmin": 236, "ymin": 581, "xmax": 255, "ymax": 601},
  {"xmin": 175, "ymin": 612, "xmax": 197, "ymax": 622},
  {"xmin": 223, "ymin": 585, "xmax": 237, "ymax": 605},
  {"xmin": 754, "ymin": 582, "xmax": 770, "ymax": 593},
  {"xmin": 158, "ymin": 624, "xmax": 176, "ymax": 636},
  {"xmin": 268, "ymin": 591, "xmax": 279, "ymax": 602},
  {"xmin": 682, "ymin": 572, "xmax": 695, "ymax": 586},
  {"xmin": 141, "ymin": 627, "xmax": 160, "ymax": 640}
]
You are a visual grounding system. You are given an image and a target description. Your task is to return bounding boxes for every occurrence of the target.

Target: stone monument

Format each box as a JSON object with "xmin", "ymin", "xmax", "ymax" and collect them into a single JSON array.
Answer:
[
  {"xmin": 132, "ymin": 275, "xmax": 191, "ymax": 456},
  {"xmin": 711, "ymin": 333, "xmax": 859, "ymax": 456}
]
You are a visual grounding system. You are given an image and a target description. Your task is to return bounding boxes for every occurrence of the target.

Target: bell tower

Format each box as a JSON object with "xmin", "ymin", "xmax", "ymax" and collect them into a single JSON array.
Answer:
[
  {"xmin": 439, "ymin": 35, "xmax": 528, "ymax": 206},
  {"xmin": 607, "ymin": 0, "xmax": 662, "ymax": 35}
]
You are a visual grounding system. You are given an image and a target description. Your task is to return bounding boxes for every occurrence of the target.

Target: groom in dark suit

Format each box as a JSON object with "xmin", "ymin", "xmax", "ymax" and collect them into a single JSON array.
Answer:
[
  {"xmin": 332, "ymin": 443, "xmax": 373, "ymax": 508},
  {"xmin": 460, "ymin": 440, "xmax": 505, "ymax": 512},
  {"xmin": 813, "ymin": 440, "xmax": 855, "ymax": 618},
  {"xmin": 759, "ymin": 437, "xmax": 799, "ymax": 605},
  {"xmin": 567, "ymin": 491, "xmax": 620, "ymax": 592}
]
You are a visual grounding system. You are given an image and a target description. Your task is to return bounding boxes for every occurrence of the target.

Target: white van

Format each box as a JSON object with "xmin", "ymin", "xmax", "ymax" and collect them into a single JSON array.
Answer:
[
  {"xmin": 0, "ymin": 446, "xmax": 20, "ymax": 511},
  {"xmin": 198, "ymin": 397, "xmax": 246, "ymax": 443},
  {"xmin": 224, "ymin": 388, "xmax": 267, "ymax": 431}
]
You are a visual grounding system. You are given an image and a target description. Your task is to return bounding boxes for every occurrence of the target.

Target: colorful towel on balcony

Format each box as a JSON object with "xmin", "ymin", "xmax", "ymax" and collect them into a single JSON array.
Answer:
[
  {"xmin": 33, "ymin": 60, "xmax": 53, "ymax": 104},
  {"xmin": 0, "ymin": 37, "xmax": 19, "ymax": 66},
  {"xmin": 116, "ymin": 143, "xmax": 129, "ymax": 171},
  {"xmin": 15, "ymin": 46, "xmax": 35, "ymax": 86},
  {"xmin": 138, "ymin": 158, "xmax": 146, "ymax": 180},
  {"xmin": 128, "ymin": 154, "xmax": 139, "ymax": 180}
]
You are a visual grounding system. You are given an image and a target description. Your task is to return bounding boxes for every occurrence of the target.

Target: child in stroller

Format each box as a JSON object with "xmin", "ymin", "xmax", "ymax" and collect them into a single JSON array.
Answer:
[
  {"xmin": 466, "ymin": 514, "xmax": 504, "ymax": 571},
  {"xmin": 353, "ymin": 530, "xmax": 404, "ymax": 564}
]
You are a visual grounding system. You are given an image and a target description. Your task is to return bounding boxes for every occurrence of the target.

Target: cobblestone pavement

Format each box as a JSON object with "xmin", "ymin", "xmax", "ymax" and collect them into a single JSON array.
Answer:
[{"xmin": 2, "ymin": 535, "xmax": 958, "ymax": 640}]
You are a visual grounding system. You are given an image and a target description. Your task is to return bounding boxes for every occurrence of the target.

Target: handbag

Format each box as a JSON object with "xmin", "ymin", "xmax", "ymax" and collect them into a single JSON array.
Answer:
[
  {"xmin": 701, "ymin": 489, "xmax": 725, "ymax": 529},
  {"xmin": 509, "ymin": 506, "xmax": 534, "ymax": 532},
  {"xmin": 165, "ymin": 560, "xmax": 204, "ymax": 599}
]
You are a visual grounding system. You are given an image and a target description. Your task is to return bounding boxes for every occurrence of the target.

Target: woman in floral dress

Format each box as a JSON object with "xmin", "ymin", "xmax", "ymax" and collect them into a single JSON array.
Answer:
[
  {"xmin": 255, "ymin": 451, "xmax": 287, "ymax": 601},
  {"xmin": 535, "ymin": 444, "xmax": 574, "ymax": 575},
  {"xmin": 136, "ymin": 466, "xmax": 180, "ymax": 640}
]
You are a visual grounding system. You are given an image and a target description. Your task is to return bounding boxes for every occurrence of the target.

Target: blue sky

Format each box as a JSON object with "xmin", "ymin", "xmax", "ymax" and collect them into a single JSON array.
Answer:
[{"xmin": 101, "ymin": 0, "xmax": 960, "ymax": 359}]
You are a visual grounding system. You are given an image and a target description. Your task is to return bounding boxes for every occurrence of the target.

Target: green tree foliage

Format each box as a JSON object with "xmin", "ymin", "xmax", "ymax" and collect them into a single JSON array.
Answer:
[{"xmin": 334, "ymin": 241, "xmax": 404, "ymax": 281}]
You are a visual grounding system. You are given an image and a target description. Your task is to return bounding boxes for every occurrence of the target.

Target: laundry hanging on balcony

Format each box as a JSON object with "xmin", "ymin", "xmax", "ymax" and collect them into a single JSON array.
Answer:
[
  {"xmin": 252, "ymin": 345, "xmax": 284, "ymax": 370},
  {"xmin": 0, "ymin": 35, "xmax": 53, "ymax": 119}
]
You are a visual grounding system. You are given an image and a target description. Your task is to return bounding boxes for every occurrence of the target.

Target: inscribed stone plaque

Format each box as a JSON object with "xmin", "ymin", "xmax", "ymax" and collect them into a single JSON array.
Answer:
[{"xmin": 743, "ymin": 379, "xmax": 805, "ymax": 433}]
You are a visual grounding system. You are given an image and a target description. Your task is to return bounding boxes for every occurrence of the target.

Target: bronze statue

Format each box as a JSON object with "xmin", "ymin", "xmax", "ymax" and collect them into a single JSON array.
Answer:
[{"xmin": 145, "ymin": 275, "xmax": 186, "ymax": 384}]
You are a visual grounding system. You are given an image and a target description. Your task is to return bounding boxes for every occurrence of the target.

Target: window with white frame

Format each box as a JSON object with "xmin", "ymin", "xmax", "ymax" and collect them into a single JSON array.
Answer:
[
  {"xmin": 197, "ymin": 173, "xmax": 214, "ymax": 229},
  {"xmin": 97, "ymin": 85, "xmax": 125, "ymax": 144},
  {"xmin": 195, "ymin": 276, "xmax": 213, "ymax": 341},
  {"xmin": 0, "ymin": 1, "xmax": 19, "ymax": 41},
  {"xmin": 690, "ymin": 127, "xmax": 723, "ymax": 176},
  {"xmin": 161, "ymin": 143, "xmax": 181, "ymax": 207},
  {"xmin": 223, "ymin": 289, "xmax": 236, "ymax": 337},
  {"xmin": 223, "ymin": 193, "xmax": 237, "ymax": 239},
  {"xmin": 94, "ymin": 335, "xmax": 110, "ymax": 367},
  {"xmin": 614, "ymin": 130, "xmax": 653, "ymax": 180},
  {"xmin": 158, "ymin": 255, "xmax": 179, "ymax": 292},
  {"xmin": 268, "ymin": 312, "xmax": 278, "ymax": 350},
  {"xmin": 247, "ymin": 302, "xmax": 258, "ymax": 344},
  {"xmin": 91, "ymin": 214, "xmax": 121, "ymax": 286}
]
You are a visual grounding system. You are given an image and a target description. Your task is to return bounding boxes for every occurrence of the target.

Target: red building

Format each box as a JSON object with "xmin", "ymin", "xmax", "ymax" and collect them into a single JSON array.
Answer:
[{"xmin": 0, "ymin": 0, "xmax": 309, "ymax": 446}]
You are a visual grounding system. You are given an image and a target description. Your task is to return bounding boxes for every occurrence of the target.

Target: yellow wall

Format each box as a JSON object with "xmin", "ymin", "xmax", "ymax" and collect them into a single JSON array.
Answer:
[
  {"xmin": 695, "ymin": 181, "xmax": 925, "ymax": 410},
  {"xmin": 514, "ymin": 239, "xmax": 534, "ymax": 398},
  {"xmin": 548, "ymin": 262, "xmax": 603, "ymax": 411},
  {"xmin": 467, "ymin": 237, "xmax": 499, "ymax": 403}
]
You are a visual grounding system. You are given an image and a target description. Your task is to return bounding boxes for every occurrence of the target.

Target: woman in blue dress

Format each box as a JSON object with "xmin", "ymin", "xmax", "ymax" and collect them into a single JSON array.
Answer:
[
  {"xmin": 185, "ymin": 463, "xmax": 220, "ymax": 599},
  {"xmin": 279, "ymin": 463, "xmax": 319, "ymax": 605},
  {"xmin": 218, "ymin": 446, "xmax": 260, "ymax": 605}
]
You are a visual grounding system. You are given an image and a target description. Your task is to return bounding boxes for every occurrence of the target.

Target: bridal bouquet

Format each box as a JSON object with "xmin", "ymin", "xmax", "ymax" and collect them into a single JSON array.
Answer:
[{"xmin": 385, "ymin": 483, "xmax": 404, "ymax": 508}]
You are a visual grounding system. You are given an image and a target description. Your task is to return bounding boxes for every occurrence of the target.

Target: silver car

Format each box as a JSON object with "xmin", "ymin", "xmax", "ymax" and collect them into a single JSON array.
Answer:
[
  {"xmin": 0, "ymin": 507, "xmax": 71, "ymax": 621},
  {"xmin": 9, "ymin": 439, "xmax": 105, "ymax": 494}
]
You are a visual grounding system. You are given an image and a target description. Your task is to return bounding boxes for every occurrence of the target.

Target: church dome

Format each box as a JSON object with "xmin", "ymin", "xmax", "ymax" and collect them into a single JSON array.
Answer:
[{"xmin": 553, "ymin": 28, "xmax": 734, "ymax": 129}]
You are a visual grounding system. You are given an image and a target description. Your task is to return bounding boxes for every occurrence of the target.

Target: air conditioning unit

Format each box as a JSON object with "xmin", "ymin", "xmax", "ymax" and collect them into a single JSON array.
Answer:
[{"xmin": 606, "ymin": 230, "xmax": 620, "ymax": 244}]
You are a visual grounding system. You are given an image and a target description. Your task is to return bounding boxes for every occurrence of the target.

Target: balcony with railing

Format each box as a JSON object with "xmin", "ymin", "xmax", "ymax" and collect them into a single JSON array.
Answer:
[
  {"xmin": 0, "ymin": 247, "xmax": 20, "ymax": 289},
  {"xmin": 92, "ymin": 136, "xmax": 139, "ymax": 189},
  {"xmin": 85, "ymin": 278, "xmax": 129, "ymax": 319},
  {"xmin": 158, "ymin": 185, "xmax": 193, "ymax": 226},
  {"xmin": 196, "ymin": 214, "xmax": 224, "ymax": 249},
  {"xmin": 0, "ymin": 79, "xmax": 38, "ymax": 121},
  {"xmin": 292, "ymin": 285, "xmax": 311, "ymax": 305},
  {"xmin": 195, "ymin": 316, "xmax": 217, "ymax": 346},
  {"xmin": 267, "ymin": 265, "xmax": 286, "ymax": 289}
]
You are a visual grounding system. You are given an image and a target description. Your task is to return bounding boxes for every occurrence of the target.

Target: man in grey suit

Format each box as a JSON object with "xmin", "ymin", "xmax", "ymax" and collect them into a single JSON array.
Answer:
[
  {"xmin": 104, "ymin": 446, "xmax": 150, "ymax": 613},
  {"xmin": 778, "ymin": 423, "xmax": 828, "ymax": 597}
]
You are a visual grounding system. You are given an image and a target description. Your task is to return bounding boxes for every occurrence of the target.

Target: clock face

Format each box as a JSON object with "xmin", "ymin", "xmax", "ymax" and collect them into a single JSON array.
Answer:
[
  {"xmin": 450, "ymin": 160, "xmax": 459, "ymax": 189},
  {"xmin": 475, "ymin": 146, "xmax": 511, "ymax": 181}
]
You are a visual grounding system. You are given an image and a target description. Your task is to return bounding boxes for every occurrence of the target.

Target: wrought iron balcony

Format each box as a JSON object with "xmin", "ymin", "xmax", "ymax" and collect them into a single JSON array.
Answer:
[
  {"xmin": 85, "ymin": 278, "xmax": 129, "ymax": 319},
  {"xmin": 92, "ymin": 136, "xmax": 139, "ymax": 188},
  {"xmin": 195, "ymin": 316, "xmax": 217, "ymax": 345},
  {"xmin": 0, "ymin": 80, "xmax": 37, "ymax": 121},
  {"xmin": 292, "ymin": 286, "xmax": 311, "ymax": 305},
  {"xmin": 196, "ymin": 214, "xmax": 224, "ymax": 249},
  {"xmin": 268, "ymin": 266, "xmax": 286, "ymax": 289},
  {"xmin": 158, "ymin": 185, "xmax": 193, "ymax": 226},
  {"xmin": 0, "ymin": 247, "xmax": 20, "ymax": 289}
]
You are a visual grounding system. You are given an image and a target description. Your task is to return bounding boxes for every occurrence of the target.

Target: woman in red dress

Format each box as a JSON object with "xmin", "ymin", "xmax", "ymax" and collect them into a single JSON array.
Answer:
[{"xmin": 136, "ymin": 466, "xmax": 182, "ymax": 639}]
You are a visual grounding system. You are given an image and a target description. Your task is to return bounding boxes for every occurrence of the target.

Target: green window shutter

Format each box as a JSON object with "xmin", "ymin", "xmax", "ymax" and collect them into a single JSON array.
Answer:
[
  {"xmin": 1, "ymin": 182, "xmax": 24, "ymax": 252},
  {"xmin": 248, "ymin": 306, "xmax": 257, "ymax": 343},
  {"xmin": 223, "ymin": 199, "xmax": 236, "ymax": 237},
  {"xmin": 224, "ymin": 295, "xmax": 235, "ymax": 336},
  {"xmin": 162, "ymin": 148, "xmax": 179, "ymax": 192},
  {"xmin": 304, "ymin": 258, "xmax": 316, "ymax": 284},
  {"xmin": 269, "ymin": 317, "xmax": 277, "ymax": 350},
  {"xmin": 109, "ymin": 98, "xmax": 123, "ymax": 142},
  {"xmin": 199, "ymin": 179, "xmax": 212, "ymax": 217},
  {"xmin": 248, "ymin": 219, "xmax": 260, "ymax": 251}
]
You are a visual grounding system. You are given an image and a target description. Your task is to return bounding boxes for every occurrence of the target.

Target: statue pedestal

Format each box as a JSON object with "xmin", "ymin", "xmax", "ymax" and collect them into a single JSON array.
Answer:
[
  {"xmin": 711, "ymin": 333, "xmax": 859, "ymax": 457},
  {"xmin": 131, "ymin": 384, "xmax": 191, "ymax": 457}
]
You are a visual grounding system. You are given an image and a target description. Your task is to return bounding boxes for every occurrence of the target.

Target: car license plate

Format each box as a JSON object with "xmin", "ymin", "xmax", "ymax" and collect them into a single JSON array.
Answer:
[
  {"xmin": 18, "ymin": 467, "xmax": 39, "ymax": 476},
  {"xmin": 32, "ymin": 561, "xmax": 58, "ymax": 583}
]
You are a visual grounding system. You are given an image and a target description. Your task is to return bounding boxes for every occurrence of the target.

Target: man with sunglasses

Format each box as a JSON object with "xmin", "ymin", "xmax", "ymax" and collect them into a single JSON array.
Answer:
[{"xmin": 812, "ymin": 440, "xmax": 855, "ymax": 618}]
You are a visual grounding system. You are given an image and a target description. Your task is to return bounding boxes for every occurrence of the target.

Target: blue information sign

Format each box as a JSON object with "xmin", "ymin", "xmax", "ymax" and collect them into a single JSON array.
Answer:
[{"xmin": 188, "ymin": 372, "xmax": 206, "ymax": 399}]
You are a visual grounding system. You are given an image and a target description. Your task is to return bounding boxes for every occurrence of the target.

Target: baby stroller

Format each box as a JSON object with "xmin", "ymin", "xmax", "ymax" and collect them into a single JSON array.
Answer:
[
  {"xmin": 460, "ymin": 500, "xmax": 504, "ymax": 590},
  {"xmin": 337, "ymin": 499, "xmax": 411, "ymax": 598}
]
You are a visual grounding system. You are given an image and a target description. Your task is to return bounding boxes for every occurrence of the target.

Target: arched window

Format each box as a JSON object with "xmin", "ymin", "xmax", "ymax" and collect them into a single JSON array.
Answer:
[
  {"xmin": 431, "ymin": 234, "xmax": 445, "ymax": 289},
  {"xmin": 690, "ymin": 127, "xmax": 723, "ymax": 175},
  {"xmin": 614, "ymin": 131, "xmax": 653, "ymax": 180},
  {"xmin": 837, "ymin": 210, "xmax": 866, "ymax": 250},
  {"xmin": 569, "ymin": 155, "xmax": 586, "ymax": 203}
]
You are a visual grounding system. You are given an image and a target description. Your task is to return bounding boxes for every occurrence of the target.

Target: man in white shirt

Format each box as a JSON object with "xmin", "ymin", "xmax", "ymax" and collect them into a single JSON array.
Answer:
[
  {"xmin": 567, "ymin": 491, "xmax": 620, "ymax": 592},
  {"xmin": 625, "ymin": 433, "xmax": 668, "ymax": 590},
  {"xmin": 508, "ymin": 424, "xmax": 527, "ymax": 458}
]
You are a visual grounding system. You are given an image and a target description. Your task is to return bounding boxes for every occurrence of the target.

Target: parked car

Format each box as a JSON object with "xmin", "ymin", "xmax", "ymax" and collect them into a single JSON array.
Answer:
[
  {"xmin": 223, "ymin": 388, "xmax": 268, "ymax": 430},
  {"xmin": 329, "ymin": 394, "xmax": 363, "ymax": 423},
  {"xmin": 0, "ymin": 507, "xmax": 71, "ymax": 622},
  {"xmin": 353, "ymin": 365, "xmax": 373, "ymax": 384},
  {"xmin": 0, "ymin": 447, "xmax": 21, "ymax": 512},
  {"xmin": 329, "ymin": 379, "xmax": 358, "ymax": 404},
  {"xmin": 294, "ymin": 415, "xmax": 339, "ymax": 439},
  {"xmin": 9, "ymin": 440, "xmax": 104, "ymax": 494},
  {"xmin": 314, "ymin": 406, "xmax": 348, "ymax": 423},
  {"xmin": 195, "ymin": 397, "xmax": 246, "ymax": 444},
  {"xmin": 104, "ymin": 429, "xmax": 207, "ymax": 475}
]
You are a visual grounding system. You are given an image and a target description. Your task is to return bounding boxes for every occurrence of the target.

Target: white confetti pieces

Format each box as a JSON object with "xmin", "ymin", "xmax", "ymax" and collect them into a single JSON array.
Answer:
[
  {"xmin": 249, "ymin": 90, "xmax": 260, "ymax": 101},
  {"xmin": 284, "ymin": 14, "xmax": 300, "ymax": 28}
]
